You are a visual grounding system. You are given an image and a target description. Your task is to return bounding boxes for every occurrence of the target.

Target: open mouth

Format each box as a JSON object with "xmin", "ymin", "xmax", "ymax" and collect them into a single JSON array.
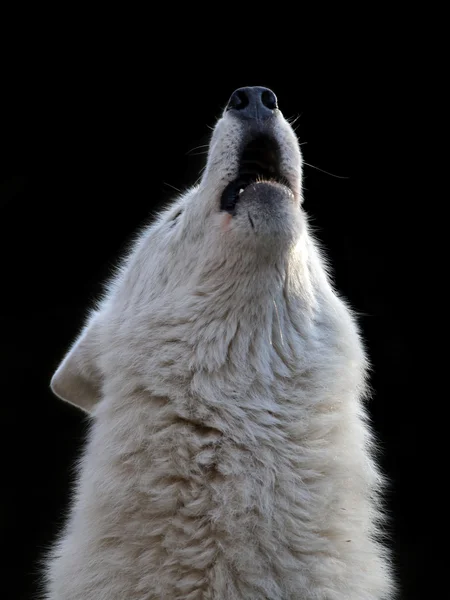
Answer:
[{"xmin": 220, "ymin": 133, "xmax": 291, "ymax": 214}]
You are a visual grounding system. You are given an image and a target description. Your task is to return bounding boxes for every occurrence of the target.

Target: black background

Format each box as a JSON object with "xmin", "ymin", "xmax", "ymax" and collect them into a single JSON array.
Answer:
[{"xmin": 1, "ymin": 31, "xmax": 427, "ymax": 599}]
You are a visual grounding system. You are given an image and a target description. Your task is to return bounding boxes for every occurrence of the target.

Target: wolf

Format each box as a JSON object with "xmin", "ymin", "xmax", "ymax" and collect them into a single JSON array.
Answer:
[{"xmin": 44, "ymin": 86, "xmax": 395, "ymax": 599}]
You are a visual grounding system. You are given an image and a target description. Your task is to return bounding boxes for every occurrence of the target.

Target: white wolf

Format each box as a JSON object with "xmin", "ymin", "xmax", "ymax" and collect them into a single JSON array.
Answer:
[{"xmin": 44, "ymin": 86, "xmax": 395, "ymax": 599}]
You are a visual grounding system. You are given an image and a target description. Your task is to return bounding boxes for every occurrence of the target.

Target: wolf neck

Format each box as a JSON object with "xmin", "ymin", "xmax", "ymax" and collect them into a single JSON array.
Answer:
[
  {"xmin": 195, "ymin": 236, "xmax": 314, "ymax": 313},
  {"xmin": 181, "ymin": 248, "xmax": 316, "ymax": 376}
]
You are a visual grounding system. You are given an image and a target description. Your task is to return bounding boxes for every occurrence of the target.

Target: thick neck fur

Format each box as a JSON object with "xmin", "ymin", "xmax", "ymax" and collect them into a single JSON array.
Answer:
[{"xmin": 96, "ymin": 222, "xmax": 360, "ymax": 424}]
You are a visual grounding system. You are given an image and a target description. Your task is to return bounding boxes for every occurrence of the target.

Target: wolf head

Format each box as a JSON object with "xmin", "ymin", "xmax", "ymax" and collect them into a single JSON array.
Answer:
[{"xmin": 50, "ymin": 87, "xmax": 323, "ymax": 413}]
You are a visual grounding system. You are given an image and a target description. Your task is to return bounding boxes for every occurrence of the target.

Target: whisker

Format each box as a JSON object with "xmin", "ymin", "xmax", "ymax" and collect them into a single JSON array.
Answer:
[
  {"xmin": 187, "ymin": 150, "xmax": 209, "ymax": 157},
  {"xmin": 194, "ymin": 165, "xmax": 207, "ymax": 185},
  {"xmin": 163, "ymin": 182, "xmax": 182, "ymax": 193},
  {"xmin": 303, "ymin": 162, "xmax": 349, "ymax": 179},
  {"xmin": 287, "ymin": 113, "xmax": 302, "ymax": 128},
  {"xmin": 208, "ymin": 113, "xmax": 223, "ymax": 129},
  {"xmin": 186, "ymin": 144, "xmax": 209, "ymax": 156}
]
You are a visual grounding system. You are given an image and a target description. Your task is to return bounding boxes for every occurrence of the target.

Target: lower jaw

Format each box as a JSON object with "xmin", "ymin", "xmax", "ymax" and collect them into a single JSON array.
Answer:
[{"xmin": 220, "ymin": 177, "xmax": 292, "ymax": 214}]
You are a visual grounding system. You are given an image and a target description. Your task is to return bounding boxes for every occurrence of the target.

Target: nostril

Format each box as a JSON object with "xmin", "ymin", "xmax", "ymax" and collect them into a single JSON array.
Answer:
[
  {"xmin": 228, "ymin": 90, "xmax": 249, "ymax": 111},
  {"xmin": 261, "ymin": 89, "xmax": 277, "ymax": 110},
  {"xmin": 226, "ymin": 86, "xmax": 278, "ymax": 119}
]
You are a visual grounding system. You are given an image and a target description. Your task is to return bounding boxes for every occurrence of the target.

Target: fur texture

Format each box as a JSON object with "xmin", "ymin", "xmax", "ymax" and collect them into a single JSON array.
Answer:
[{"xmin": 44, "ymin": 96, "xmax": 395, "ymax": 599}]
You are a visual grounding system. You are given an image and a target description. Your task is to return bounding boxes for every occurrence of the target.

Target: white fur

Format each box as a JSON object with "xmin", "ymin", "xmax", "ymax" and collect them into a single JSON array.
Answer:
[{"xmin": 44, "ymin": 102, "xmax": 395, "ymax": 599}]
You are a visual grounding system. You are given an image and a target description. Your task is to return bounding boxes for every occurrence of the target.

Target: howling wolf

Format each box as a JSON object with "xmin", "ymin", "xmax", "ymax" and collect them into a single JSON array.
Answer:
[{"xmin": 44, "ymin": 86, "xmax": 394, "ymax": 599}]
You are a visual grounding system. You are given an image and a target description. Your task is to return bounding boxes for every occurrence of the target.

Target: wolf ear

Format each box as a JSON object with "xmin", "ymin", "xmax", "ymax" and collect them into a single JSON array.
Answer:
[{"xmin": 50, "ymin": 312, "xmax": 103, "ymax": 414}]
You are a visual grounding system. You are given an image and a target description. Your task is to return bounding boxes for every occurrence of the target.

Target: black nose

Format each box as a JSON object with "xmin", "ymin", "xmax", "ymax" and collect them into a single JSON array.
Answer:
[{"xmin": 226, "ymin": 86, "xmax": 278, "ymax": 121}]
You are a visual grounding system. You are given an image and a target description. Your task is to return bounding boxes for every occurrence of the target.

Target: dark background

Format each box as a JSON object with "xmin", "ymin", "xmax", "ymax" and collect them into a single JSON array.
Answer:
[{"xmin": 1, "ymin": 41, "xmax": 427, "ymax": 599}]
